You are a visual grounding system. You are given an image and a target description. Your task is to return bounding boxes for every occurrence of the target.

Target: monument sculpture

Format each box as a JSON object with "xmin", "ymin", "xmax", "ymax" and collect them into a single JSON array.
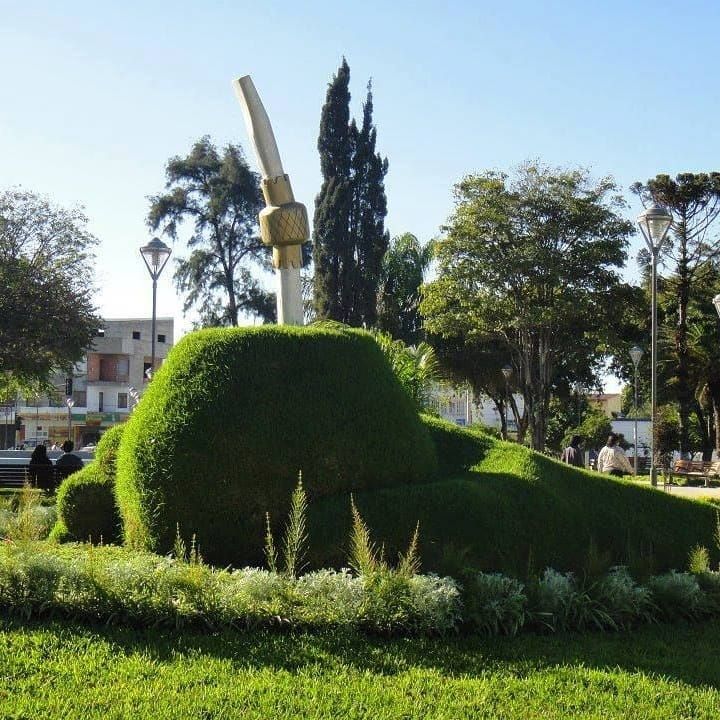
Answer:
[{"xmin": 232, "ymin": 75, "xmax": 309, "ymax": 325}]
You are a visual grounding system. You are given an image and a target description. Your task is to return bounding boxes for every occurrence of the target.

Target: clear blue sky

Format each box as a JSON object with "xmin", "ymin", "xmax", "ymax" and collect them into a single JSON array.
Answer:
[{"xmin": 2, "ymin": 0, "xmax": 718, "ymax": 371}]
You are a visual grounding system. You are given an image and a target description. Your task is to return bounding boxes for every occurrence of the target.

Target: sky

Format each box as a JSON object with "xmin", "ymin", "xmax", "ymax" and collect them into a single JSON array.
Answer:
[{"xmin": 2, "ymin": 0, "xmax": 719, "ymax": 388}]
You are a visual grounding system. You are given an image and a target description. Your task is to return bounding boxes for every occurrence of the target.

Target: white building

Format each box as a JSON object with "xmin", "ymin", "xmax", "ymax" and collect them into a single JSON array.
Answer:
[
  {"xmin": 15, "ymin": 317, "xmax": 174, "ymax": 448},
  {"xmin": 429, "ymin": 384, "xmax": 524, "ymax": 431}
]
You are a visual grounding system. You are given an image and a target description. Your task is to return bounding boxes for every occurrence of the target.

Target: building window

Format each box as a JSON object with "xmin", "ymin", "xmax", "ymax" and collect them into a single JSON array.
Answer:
[
  {"xmin": 72, "ymin": 391, "xmax": 86, "ymax": 407},
  {"xmin": 98, "ymin": 392, "xmax": 104, "ymax": 412},
  {"xmin": 158, "ymin": 334, "xmax": 166, "ymax": 343},
  {"xmin": 117, "ymin": 357, "xmax": 129, "ymax": 383},
  {"xmin": 117, "ymin": 393, "xmax": 128, "ymax": 409},
  {"xmin": 132, "ymin": 331, "xmax": 141, "ymax": 340},
  {"xmin": 99, "ymin": 358, "xmax": 114, "ymax": 381},
  {"xmin": 143, "ymin": 362, "xmax": 153, "ymax": 381}
]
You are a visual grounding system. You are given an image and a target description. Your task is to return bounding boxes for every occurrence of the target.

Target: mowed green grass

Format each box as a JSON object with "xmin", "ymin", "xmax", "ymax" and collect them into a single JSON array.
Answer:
[{"xmin": 3, "ymin": 618, "xmax": 720, "ymax": 719}]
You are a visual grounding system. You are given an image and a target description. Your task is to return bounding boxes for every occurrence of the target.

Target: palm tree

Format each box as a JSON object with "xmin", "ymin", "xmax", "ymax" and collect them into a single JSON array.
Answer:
[{"xmin": 376, "ymin": 233, "xmax": 433, "ymax": 345}]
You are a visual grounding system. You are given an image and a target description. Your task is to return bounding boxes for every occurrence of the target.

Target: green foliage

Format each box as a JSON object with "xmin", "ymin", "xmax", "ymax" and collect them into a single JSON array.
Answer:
[
  {"xmin": 377, "ymin": 233, "xmax": 433, "ymax": 344},
  {"xmin": 0, "ymin": 542, "xmax": 459, "ymax": 636},
  {"xmin": 116, "ymin": 325, "xmax": 437, "ymax": 566},
  {"xmin": 397, "ymin": 522, "xmax": 421, "ymax": 578},
  {"xmin": 313, "ymin": 60, "xmax": 389, "ymax": 326},
  {"xmin": 633, "ymin": 173, "xmax": 720, "ymax": 455},
  {"xmin": 0, "ymin": 484, "xmax": 55, "ymax": 542},
  {"xmin": 370, "ymin": 331, "xmax": 440, "ymax": 410},
  {"xmin": 429, "ymin": 334, "xmax": 525, "ymax": 442},
  {"xmin": 148, "ymin": 136, "xmax": 274, "ymax": 327},
  {"xmin": 561, "ymin": 404, "xmax": 612, "ymax": 451},
  {"xmin": 689, "ymin": 545, "xmax": 711, "ymax": 574},
  {"xmin": 460, "ymin": 572, "xmax": 527, "ymax": 636},
  {"xmin": 264, "ymin": 513, "xmax": 278, "ymax": 573},
  {"xmin": 308, "ymin": 422, "xmax": 720, "ymax": 577},
  {"xmin": 0, "ymin": 189, "xmax": 100, "ymax": 386},
  {"xmin": 348, "ymin": 496, "xmax": 380, "ymax": 576},
  {"xmin": 654, "ymin": 404, "xmax": 680, "ymax": 469},
  {"xmin": 646, "ymin": 571, "xmax": 707, "ymax": 621},
  {"xmin": 590, "ymin": 566, "xmax": 656, "ymax": 630},
  {"xmin": 53, "ymin": 424, "xmax": 124, "ymax": 543},
  {"xmin": 282, "ymin": 478, "xmax": 308, "ymax": 578},
  {"xmin": 95, "ymin": 424, "xmax": 125, "ymax": 477},
  {"xmin": 54, "ymin": 466, "xmax": 118, "ymax": 544},
  {"xmin": 419, "ymin": 414, "xmax": 490, "ymax": 477},
  {"xmin": 422, "ymin": 162, "xmax": 636, "ymax": 449}
]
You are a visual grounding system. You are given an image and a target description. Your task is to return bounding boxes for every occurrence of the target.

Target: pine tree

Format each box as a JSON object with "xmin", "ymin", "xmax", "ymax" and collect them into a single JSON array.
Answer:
[{"xmin": 313, "ymin": 61, "xmax": 389, "ymax": 325}]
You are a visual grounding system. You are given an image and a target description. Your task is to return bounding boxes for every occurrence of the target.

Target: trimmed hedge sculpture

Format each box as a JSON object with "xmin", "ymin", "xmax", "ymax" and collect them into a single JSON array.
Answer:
[
  {"xmin": 308, "ymin": 417, "xmax": 720, "ymax": 576},
  {"xmin": 52, "ymin": 424, "xmax": 124, "ymax": 543},
  {"xmin": 116, "ymin": 325, "xmax": 438, "ymax": 566}
]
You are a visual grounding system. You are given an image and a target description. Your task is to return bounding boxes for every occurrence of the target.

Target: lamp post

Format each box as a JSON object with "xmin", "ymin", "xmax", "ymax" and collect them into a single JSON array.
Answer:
[
  {"xmin": 637, "ymin": 204, "xmax": 673, "ymax": 487},
  {"xmin": 629, "ymin": 346, "xmax": 644, "ymax": 476},
  {"xmin": 65, "ymin": 397, "xmax": 74, "ymax": 442},
  {"xmin": 140, "ymin": 238, "xmax": 172, "ymax": 378},
  {"xmin": 502, "ymin": 365, "xmax": 513, "ymax": 440}
]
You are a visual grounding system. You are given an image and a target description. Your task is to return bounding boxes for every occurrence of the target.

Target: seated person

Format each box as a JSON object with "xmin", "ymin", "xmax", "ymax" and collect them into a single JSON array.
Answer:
[
  {"xmin": 28, "ymin": 444, "xmax": 54, "ymax": 490},
  {"xmin": 55, "ymin": 440, "xmax": 84, "ymax": 481}
]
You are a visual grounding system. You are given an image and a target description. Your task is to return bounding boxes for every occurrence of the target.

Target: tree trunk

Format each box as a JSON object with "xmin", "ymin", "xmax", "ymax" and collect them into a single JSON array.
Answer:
[
  {"xmin": 708, "ymin": 378, "xmax": 720, "ymax": 453},
  {"xmin": 519, "ymin": 330, "xmax": 552, "ymax": 451},
  {"xmin": 693, "ymin": 401, "xmax": 712, "ymax": 460},
  {"xmin": 675, "ymin": 220, "xmax": 692, "ymax": 456},
  {"xmin": 508, "ymin": 392, "xmax": 527, "ymax": 444}
]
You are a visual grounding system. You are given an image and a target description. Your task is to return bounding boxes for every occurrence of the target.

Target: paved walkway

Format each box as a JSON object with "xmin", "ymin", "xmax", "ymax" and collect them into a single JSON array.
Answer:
[{"xmin": 656, "ymin": 485, "xmax": 720, "ymax": 500}]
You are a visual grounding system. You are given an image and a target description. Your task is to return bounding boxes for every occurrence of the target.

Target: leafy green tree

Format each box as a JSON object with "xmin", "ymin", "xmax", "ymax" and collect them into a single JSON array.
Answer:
[
  {"xmin": 546, "ymin": 392, "xmax": 592, "ymax": 452},
  {"xmin": 377, "ymin": 233, "xmax": 433, "ymax": 344},
  {"xmin": 632, "ymin": 173, "xmax": 720, "ymax": 455},
  {"xmin": 148, "ymin": 137, "xmax": 275, "ymax": 327},
  {"xmin": 0, "ymin": 189, "xmax": 100, "ymax": 390},
  {"xmin": 422, "ymin": 163, "xmax": 634, "ymax": 450},
  {"xmin": 561, "ymin": 405, "xmax": 612, "ymax": 453},
  {"xmin": 429, "ymin": 332, "xmax": 527, "ymax": 442},
  {"xmin": 620, "ymin": 382, "xmax": 650, "ymax": 418},
  {"xmin": 313, "ymin": 60, "xmax": 389, "ymax": 326},
  {"xmin": 654, "ymin": 404, "xmax": 681, "ymax": 473}
]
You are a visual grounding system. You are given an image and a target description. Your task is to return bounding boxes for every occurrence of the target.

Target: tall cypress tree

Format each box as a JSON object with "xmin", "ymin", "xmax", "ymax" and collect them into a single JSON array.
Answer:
[{"xmin": 313, "ymin": 61, "xmax": 389, "ymax": 325}]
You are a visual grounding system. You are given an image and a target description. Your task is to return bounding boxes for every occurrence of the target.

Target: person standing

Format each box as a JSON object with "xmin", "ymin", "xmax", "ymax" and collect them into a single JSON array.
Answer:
[
  {"xmin": 596, "ymin": 433, "xmax": 633, "ymax": 477},
  {"xmin": 561, "ymin": 435, "xmax": 585, "ymax": 468}
]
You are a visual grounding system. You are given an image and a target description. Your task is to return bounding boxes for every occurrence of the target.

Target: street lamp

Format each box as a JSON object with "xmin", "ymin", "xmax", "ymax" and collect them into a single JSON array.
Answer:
[
  {"xmin": 637, "ymin": 204, "xmax": 673, "ymax": 487},
  {"xmin": 140, "ymin": 237, "xmax": 171, "ymax": 379},
  {"xmin": 65, "ymin": 397, "xmax": 74, "ymax": 442},
  {"xmin": 501, "ymin": 365, "xmax": 513, "ymax": 440},
  {"xmin": 629, "ymin": 346, "xmax": 644, "ymax": 476}
]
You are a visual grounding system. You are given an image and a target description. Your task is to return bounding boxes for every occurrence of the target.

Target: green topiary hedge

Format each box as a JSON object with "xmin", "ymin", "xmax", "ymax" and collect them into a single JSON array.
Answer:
[
  {"xmin": 420, "ymin": 414, "xmax": 491, "ymax": 476},
  {"xmin": 116, "ymin": 325, "xmax": 438, "ymax": 566},
  {"xmin": 53, "ymin": 424, "xmax": 125, "ymax": 543},
  {"xmin": 307, "ymin": 420, "xmax": 720, "ymax": 576}
]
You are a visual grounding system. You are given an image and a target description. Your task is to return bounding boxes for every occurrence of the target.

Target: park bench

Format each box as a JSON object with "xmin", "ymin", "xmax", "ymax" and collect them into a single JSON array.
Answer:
[{"xmin": 671, "ymin": 459, "xmax": 720, "ymax": 488}]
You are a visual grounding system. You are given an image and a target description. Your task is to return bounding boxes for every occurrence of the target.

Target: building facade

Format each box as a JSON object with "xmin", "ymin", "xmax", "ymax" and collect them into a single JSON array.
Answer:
[
  {"xmin": 12, "ymin": 317, "xmax": 174, "ymax": 448},
  {"xmin": 429, "ymin": 384, "xmax": 524, "ymax": 432}
]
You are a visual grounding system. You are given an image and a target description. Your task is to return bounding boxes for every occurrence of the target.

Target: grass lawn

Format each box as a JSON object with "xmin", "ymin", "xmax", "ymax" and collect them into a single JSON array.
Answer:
[{"xmin": 3, "ymin": 618, "xmax": 720, "ymax": 718}]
